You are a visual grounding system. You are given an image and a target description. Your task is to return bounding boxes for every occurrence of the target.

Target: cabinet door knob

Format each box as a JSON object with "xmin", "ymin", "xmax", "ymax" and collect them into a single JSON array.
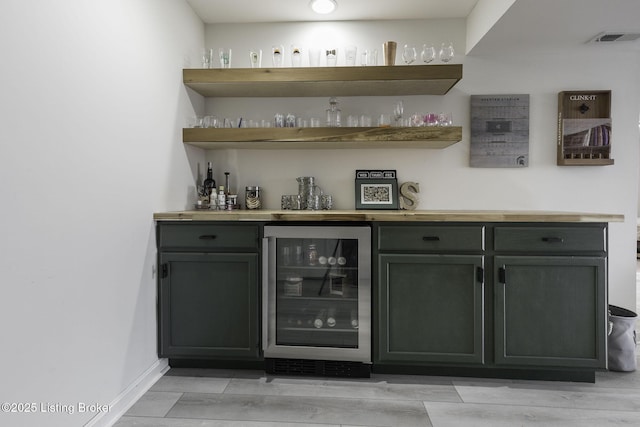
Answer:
[
  {"xmin": 422, "ymin": 236, "xmax": 440, "ymax": 241},
  {"xmin": 541, "ymin": 237, "xmax": 563, "ymax": 243},
  {"xmin": 199, "ymin": 235, "xmax": 218, "ymax": 240}
]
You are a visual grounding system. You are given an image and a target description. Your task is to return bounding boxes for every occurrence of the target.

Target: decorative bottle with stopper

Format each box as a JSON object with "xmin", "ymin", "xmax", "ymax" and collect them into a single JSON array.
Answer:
[
  {"xmin": 325, "ymin": 97, "xmax": 341, "ymax": 127},
  {"xmin": 203, "ymin": 162, "xmax": 216, "ymax": 205}
]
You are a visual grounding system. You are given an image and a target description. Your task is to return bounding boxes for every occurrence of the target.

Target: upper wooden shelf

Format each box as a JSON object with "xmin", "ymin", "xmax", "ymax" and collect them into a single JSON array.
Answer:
[{"xmin": 183, "ymin": 65, "xmax": 463, "ymax": 97}]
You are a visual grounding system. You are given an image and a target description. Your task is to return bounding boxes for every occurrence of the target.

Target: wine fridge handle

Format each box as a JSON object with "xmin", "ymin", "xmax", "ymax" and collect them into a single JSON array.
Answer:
[{"xmin": 261, "ymin": 237, "xmax": 271, "ymax": 352}]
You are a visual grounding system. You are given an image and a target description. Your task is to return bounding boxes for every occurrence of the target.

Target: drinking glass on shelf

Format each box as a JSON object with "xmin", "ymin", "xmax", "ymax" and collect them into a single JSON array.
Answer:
[
  {"xmin": 410, "ymin": 113, "xmax": 424, "ymax": 127},
  {"xmin": 421, "ymin": 44, "xmax": 436, "ymax": 63},
  {"xmin": 346, "ymin": 115, "xmax": 359, "ymax": 127},
  {"xmin": 272, "ymin": 45, "xmax": 284, "ymax": 67},
  {"xmin": 360, "ymin": 49, "xmax": 368, "ymax": 66},
  {"xmin": 368, "ymin": 48, "xmax": 378, "ymax": 65},
  {"xmin": 219, "ymin": 48, "xmax": 232, "ymax": 68},
  {"xmin": 377, "ymin": 114, "xmax": 391, "ymax": 126},
  {"xmin": 392, "ymin": 100, "xmax": 404, "ymax": 126},
  {"xmin": 402, "ymin": 45, "xmax": 417, "ymax": 65},
  {"xmin": 204, "ymin": 115, "xmax": 218, "ymax": 128},
  {"xmin": 274, "ymin": 113, "xmax": 285, "ymax": 128},
  {"xmin": 291, "ymin": 44, "xmax": 302, "ymax": 67},
  {"xmin": 249, "ymin": 49, "xmax": 262, "ymax": 68},
  {"xmin": 201, "ymin": 48, "xmax": 211, "ymax": 68},
  {"xmin": 438, "ymin": 112, "xmax": 453, "ymax": 126},
  {"xmin": 345, "ymin": 45, "xmax": 357, "ymax": 66},
  {"xmin": 424, "ymin": 112, "xmax": 438, "ymax": 126},
  {"xmin": 325, "ymin": 48, "xmax": 338, "ymax": 66},
  {"xmin": 309, "ymin": 47, "xmax": 321, "ymax": 67},
  {"xmin": 439, "ymin": 42, "xmax": 454, "ymax": 63},
  {"xmin": 190, "ymin": 115, "xmax": 204, "ymax": 128}
]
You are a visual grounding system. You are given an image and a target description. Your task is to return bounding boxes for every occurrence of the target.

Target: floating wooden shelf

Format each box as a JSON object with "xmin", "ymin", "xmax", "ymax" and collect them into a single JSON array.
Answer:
[
  {"xmin": 183, "ymin": 65, "xmax": 463, "ymax": 97},
  {"xmin": 182, "ymin": 126, "xmax": 462, "ymax": 149}
]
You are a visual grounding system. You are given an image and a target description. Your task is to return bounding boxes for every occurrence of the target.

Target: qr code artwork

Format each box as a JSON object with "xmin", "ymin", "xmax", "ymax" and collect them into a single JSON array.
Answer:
[{"xmin": 362, "ymin": 184, "xmax": 392, "ymax": 204}]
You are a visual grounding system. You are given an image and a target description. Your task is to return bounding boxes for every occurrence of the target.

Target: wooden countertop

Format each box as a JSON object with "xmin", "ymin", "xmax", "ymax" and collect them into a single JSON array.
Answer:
[{"xmin": 153, "ymin": 210, "xmax": 624, "ymax": 223}]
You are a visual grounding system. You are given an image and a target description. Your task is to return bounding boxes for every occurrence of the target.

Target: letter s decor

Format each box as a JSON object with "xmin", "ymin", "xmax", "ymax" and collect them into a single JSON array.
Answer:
[{"xmin": 399, "ymin": 182, "xmax": 420, "ymax": 210}]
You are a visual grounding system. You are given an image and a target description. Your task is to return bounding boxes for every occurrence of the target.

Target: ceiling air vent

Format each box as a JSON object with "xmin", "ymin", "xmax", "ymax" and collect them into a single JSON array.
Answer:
[{"xmin": 588, "ymin": 32, "xmax": 640, "ymax": 43}]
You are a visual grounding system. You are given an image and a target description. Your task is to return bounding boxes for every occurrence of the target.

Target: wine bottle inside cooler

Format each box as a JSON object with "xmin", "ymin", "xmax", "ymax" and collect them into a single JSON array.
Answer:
[
  {"xmin": 350, "ymin": 309, "xmax": 358, "ymax": 329},
  {"xmin": 326, "ymin": 307, "xmax": 337, "ymax": 328},
  {"xmin": 313, "ymin": 309, "xmax": 327, "ymax": 328}
]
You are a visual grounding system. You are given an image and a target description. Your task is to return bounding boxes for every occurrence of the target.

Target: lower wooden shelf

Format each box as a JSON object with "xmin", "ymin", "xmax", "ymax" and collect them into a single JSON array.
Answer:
[{"xmin": 183, "ymin": 126, "xmax": 462, "ymax": 149}]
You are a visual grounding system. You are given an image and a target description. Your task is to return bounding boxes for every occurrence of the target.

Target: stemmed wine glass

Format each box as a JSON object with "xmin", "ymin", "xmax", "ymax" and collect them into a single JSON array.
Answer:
[
  {"xmin": 402, "ymin": 44, "xmax": 417, "ymax": 65},
  {"xmin": 392, "ymin": 100, "xmax": 404, "ymax": 126},
  {"xmin": 439, "ymin": 42, "xmax": 454, "ymax": 63},
  {"xmin": 421, "ymin": 44, "xmax": 436, "ymax": 63}
]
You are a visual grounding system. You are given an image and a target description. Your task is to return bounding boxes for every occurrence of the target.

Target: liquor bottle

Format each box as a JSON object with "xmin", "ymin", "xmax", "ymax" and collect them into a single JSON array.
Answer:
[
  {"xmin": 209, "ymin": 187, "xmax": 218, "ymax": 210},
  {"xmin": 217, "ymin": 185, "xmax": 226, "ymax": 208},
  {"xmin": 203, "ymin": 162, "xmax": 216, "ymax": 203},
  {"xmin": 325, "ymin": 97, "xmax": 341, "ymax": 127}
]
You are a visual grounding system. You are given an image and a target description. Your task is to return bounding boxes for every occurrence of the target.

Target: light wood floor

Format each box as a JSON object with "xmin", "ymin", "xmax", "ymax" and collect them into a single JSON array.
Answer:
[{"xmin": 113, "ymin": 271, "xmax": 640, "ymax": 426}]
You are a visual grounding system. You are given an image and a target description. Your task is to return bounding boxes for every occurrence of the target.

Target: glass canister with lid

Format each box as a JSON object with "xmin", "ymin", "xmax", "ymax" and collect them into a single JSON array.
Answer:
[{"xmin": 245, "ymin": 186, "xmax": 262, "ymax": 209}]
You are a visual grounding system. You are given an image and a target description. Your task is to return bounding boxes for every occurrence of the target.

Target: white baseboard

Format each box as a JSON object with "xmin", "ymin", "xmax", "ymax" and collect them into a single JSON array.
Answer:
[{"xmin": 84, "ymin": 358, "xmax": 169, "ymax": 427}]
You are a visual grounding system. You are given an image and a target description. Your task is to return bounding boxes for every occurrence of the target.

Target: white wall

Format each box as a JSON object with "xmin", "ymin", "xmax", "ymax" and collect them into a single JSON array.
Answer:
[
  {"xmin": 203, "ymin": 21, "xmax": 639, "ymax": 309},
  {"xmin": 0, "ymin": 1, "xmax": 204, "ymax": 426}
]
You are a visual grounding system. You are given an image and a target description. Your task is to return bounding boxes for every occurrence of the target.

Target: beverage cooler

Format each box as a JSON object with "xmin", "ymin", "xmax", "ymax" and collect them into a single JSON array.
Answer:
[{"xmin": 262, "ymin": 225, "xmax": 371, "ymax": 375}]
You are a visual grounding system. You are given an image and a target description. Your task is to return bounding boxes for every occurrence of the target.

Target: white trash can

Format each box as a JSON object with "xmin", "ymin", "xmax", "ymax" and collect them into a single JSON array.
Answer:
[{"xmin": 608, "ymin": 305, "xmax": 637, "ymax": 372}]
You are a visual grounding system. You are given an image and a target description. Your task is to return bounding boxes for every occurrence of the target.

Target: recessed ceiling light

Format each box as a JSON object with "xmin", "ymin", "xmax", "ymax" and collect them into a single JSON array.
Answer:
[{"xmin": 310, "ymin": 0, "xmax": 337, "ymax": 15}]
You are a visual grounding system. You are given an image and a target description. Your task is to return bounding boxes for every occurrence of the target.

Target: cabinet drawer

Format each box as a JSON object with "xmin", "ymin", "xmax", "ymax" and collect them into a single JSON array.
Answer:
[
  {"xmin": 158, "ymin": 223, "xmax": 259, "ymax": 250},
  {"xmin": 378, "ymin": 225, "xmax": 484, "ymax": 251},
  {"xmin": 494, "ymin": 226, "xmax": 605, "ymax": 253}
]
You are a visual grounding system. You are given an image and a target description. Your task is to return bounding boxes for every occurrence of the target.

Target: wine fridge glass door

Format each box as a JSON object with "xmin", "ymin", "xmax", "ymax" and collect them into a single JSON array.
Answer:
[{"xmin": 263, "ymin": 226, "xmax": 371, "ymax": 363}]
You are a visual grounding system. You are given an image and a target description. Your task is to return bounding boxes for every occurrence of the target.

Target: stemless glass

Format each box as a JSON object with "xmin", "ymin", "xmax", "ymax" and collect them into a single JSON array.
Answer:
[
  {"xmin": 360, "ymin": 49, "xmax": 368, "ymax": 66},
  {"xmin": 272, "ymin": 45, "xmax": 284, "ymax": 67},
  {"xmin": 290, "ymin": 44, "xmax": 302, "ymax": 67},
  {"xmin": 326, "ymin": 48, "xmax": 338, "ymax": 66},
  {"xmin": 439, "ymin": 42, "xmax": 454, "ymax": 63},
  {"xmin": 424, "ymin": 112, "xmax": 439, "ymax": 126},
  {"xmin": 402, "ymin": 44, "xmax": 417, "ymax": 65},
  {"xmin": 421, "ymin": 44, "xmax": 436, "ymax": 63},
  {"xmin": 410, "ymin": 113, "xmax": 424, "ymax": 127},
  {"xmin": 249, "ymin": 49, "xmax": 262, "ymax": 68},
  {"xmin": 201, "ymin": 48, "xmax": 211, "ymax": 68},
  {"xmin": 219, "ymin": 48, "xmax": 232, "ymax": 68},
  {"xmin": 345, "ymin": 45, "xmax": 357, "ymax": 66},
  {"xmin": 438, "ymin": 112, "xmax": 453, "ymax": 126},
  {"xmin": 368, "ymin": 48, "xmax": 378, "ymax": 66},
  {"xmin": 309, "ymin": 47, "xmax": 321, "ymax": 67}
]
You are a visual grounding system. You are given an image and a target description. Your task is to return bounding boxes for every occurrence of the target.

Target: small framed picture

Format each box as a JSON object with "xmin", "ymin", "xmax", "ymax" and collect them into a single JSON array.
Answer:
[{"xmin": 355, "ymin": 170, "xmax": 399, "ymax": 210}]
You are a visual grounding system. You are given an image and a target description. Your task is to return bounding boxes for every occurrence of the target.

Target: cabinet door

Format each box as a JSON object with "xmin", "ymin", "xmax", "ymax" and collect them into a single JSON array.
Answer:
[
  {"xmin": 158, "ymin": 252, "xmax": 259, "ymax": 359},
  {"xmin": 377, "ymin": 254, "xmax": 484, "ymax": 364},
  {"xmin": 494, "ymin": 256, "xmax": 606, "ymax": 368}
]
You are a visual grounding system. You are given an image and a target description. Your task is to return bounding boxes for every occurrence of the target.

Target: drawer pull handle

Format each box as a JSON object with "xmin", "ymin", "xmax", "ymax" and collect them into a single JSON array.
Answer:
[
  {"xmin": 542, "ymin": 237, "xmax": 564, "ymax": 243},
  {"xmin": 199, "ymin": 235, "xmax": 218, "ymax": 240},
  {"xmin": 422, "ymin": 236, "xmax": 440, "ymax": 242}
]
